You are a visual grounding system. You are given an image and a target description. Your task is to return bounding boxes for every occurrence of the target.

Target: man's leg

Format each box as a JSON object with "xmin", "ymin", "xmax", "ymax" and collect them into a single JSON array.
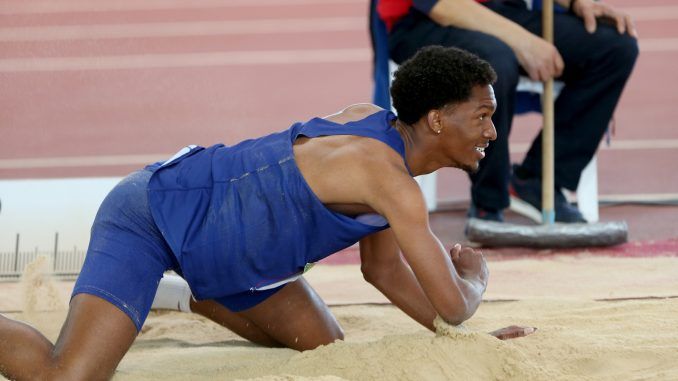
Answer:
[
  {"xmin": 188, "ymin": 277, "xmax": 342, "ymax": 351},
  {"xmin": 190, "ymin": 299, "xmax": 284, "ymax": 348},
  {"xmin": 238, "ymin": 277, "xmax": 343, "ymax": 350},
  {"xmin": 0, "ymin": 294, "xmax": 138, "ymax": 381},
  {"xmin": 151, "ymin": 273, "xmax": 285, "ymax": 347},
  {"xmin": 0, "ymin": 167, "xmax": 180, "ymax": 380},
  {"xmin": 389, "ymin": 10, "xmax": 520, "ymax": 212},
  {"xmin": 2, "ymin": 240, "xmax": 169, "ymax": 381},
  {"xmin": 496, "ymin": 4, "xmax": 639, "ymax": 190}
]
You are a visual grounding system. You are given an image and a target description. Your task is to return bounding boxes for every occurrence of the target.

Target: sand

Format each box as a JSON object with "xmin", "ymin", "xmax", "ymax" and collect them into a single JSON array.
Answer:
[{"xmin": 2, "ymin": 254, "xmax": 678, "ymax": 381}]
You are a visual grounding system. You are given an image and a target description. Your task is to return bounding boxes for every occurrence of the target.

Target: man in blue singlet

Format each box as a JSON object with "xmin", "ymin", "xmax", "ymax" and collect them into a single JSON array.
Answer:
[{"xmin": 0, "ymin": 46, "xmax": 534, "ymax": 380}]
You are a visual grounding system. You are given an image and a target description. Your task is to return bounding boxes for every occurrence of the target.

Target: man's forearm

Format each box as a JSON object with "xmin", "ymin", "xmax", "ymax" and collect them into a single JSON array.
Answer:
[
  {"xmin": 428, "ymin": 0, "xmax": 529, "ymax": 51},
  {"xmin": 453, "ymin": 276, "xmax": 485, "ymax": 322},
  {"xmin": 368, "ymin": 259, "xmax": 484, "ymax": 330},
  {"xmin": 368, "ymin": 260, "xmax": 438, "ymax": 330}
]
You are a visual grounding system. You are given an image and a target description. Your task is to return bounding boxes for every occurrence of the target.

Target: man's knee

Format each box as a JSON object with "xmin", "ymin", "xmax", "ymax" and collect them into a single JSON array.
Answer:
[
  {"xmin": 38, "ymin": 357, "xmax": 80, "ymax": 381},
  {"xmin": 590, "ymin": 28, "xmax": 639, "ymax": 73},
  {"xmin": 41, "ymin": 352, "xmax": 118, "ymax": 381},
  {"xmin": 302, "ymin": 325, "xmax": 344, "ymax": 351},
  {"xmin": 613, "ymin": 34, "xmax": 639, "ymax": 71}
]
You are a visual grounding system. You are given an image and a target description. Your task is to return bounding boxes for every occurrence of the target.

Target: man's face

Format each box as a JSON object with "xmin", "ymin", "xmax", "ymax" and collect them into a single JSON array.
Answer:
[{"xmin": 437, "ymin": 85, "xmax": 497, "ymax": 173}]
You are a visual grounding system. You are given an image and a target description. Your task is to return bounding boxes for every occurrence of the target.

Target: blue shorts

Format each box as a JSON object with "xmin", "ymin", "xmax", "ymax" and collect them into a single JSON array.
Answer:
[{"xmin": 73, "ymin": 169, "xmax": 282, "ymax": 331}]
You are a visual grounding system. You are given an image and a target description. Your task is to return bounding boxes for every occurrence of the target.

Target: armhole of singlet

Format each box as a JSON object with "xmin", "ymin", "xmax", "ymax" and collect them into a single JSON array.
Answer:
[{"xmin": 355, "ymin": 213, "xmax": 388, "ymax": 227}]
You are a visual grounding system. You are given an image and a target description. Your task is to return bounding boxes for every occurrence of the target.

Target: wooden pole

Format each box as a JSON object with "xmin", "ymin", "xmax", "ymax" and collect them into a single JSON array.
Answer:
[{"xmin": 541, "ymin": 0, "xmax": 555, "ymax": 224}]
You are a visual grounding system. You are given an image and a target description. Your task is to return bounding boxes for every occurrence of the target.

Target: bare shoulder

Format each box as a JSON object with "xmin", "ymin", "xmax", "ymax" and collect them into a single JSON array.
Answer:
[
  {"xmin": 323, "ymin": 103, "xmax": 384, "ymax": 125},
  {"xmin": 359, "ymin": 151, "xmax": 426, "ymax": 219}
]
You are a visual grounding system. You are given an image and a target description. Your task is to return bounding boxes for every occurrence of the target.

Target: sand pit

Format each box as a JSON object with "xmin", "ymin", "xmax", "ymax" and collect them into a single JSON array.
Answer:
[
  {"xmin": 107, "ymin": 298, "xmax": 677, "ymax": 381},
  {"xmin": 2, "ymin": 255, "xmax": 678, "ymax": 380}
]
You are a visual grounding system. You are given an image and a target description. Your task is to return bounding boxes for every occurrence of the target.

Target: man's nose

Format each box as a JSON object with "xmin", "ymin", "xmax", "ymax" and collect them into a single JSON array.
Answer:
[{"xmin": 484, "ymin": 121, "xmax": 497, "ymax": 141}]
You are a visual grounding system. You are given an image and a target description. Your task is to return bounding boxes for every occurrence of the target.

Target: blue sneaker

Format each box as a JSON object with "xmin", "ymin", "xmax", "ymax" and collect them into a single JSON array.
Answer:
[
  {"xmin": 467, "ymin": 203, "xmax": 504, "ymax": 222},
  {"xmin": 509, "ymin": 167, "xmax": 587, "ymax": 223}
]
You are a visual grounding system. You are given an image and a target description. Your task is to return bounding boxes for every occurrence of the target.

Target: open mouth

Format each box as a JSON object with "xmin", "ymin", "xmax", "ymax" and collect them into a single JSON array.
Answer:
[{"xmin": 474, "ymin": 146, "xmax": 485, "ymax": 154}]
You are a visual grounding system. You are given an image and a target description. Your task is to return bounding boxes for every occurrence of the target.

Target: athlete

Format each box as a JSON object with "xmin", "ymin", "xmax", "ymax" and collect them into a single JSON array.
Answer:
[{"xmin": 0, "ymin": 46, "xmax": 533, "ymax": 381}]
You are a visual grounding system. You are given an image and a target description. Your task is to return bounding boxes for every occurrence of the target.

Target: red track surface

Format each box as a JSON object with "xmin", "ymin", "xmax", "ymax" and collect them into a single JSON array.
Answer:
[{"xmin": 2, "ymin": 0, "xmax": 677, "ymax": 252}]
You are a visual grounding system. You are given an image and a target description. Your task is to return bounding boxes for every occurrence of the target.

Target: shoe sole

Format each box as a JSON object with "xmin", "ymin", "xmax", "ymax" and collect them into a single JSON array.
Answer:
[{"xmin": 509, "ymin": 195, "xmax": 542, "ymax": 223}]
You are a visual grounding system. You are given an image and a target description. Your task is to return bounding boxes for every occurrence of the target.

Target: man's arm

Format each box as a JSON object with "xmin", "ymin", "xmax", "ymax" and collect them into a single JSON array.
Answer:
[
  {"xmin": 360, "ymin": 228, "xmax": 536, "ymax": 339},
  {"xmin": 360, "ymin": 228, "xmax": 486, "ymax": 329},
  {"xmin": 423, "ymin": 0, "xmax": 636, "ymax": 80},
  {"xmin": 357, "ymin": 159, "xmax": 534, "ymax": 338},
  {"xmin": 362, "ymin": 170, "xmax": 487, "ymax": 326},
  {"xmin": 425, "ymin": 0, "xmax": 563, "ymax": 81},
  {"xmin": 360, "ymin": 228, "xmax": 438, "ymax": 330}
]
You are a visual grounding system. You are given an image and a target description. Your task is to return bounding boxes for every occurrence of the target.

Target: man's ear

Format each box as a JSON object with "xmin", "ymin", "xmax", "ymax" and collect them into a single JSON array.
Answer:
[{"xmin": 426, "ymin": 109, "xmax": 442, "ymax": 135}]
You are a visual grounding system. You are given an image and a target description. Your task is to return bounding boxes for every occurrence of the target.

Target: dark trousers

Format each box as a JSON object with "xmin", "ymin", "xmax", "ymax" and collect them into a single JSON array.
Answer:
[{"xmin": 388, "ymin": 0, "xmax": 638, "ymax": 210}]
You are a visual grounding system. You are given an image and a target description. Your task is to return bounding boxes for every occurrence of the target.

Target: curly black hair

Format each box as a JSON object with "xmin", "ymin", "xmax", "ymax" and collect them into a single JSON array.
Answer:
[{"xmin": 390, "ymin": 46, "xmax": 497, "ymax": 125}]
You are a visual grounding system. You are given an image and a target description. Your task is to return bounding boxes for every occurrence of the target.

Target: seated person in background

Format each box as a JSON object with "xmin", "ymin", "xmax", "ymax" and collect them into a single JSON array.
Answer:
[
  {"xmin": 377, "ymin": 0, "xmax": 638, "ymax": 223},
  {"xmin": 0, "ymin": 47, "xmax": 533, "ymax": 381}
]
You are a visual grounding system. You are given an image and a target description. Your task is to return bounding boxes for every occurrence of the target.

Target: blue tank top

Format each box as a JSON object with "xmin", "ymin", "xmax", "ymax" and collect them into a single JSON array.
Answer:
[{"xmin": 147, "ymin": 109, "xmax": 409, "ymax": 300}]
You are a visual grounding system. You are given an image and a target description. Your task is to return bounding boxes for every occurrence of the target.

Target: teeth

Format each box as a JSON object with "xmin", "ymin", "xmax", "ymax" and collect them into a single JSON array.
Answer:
[{"xmin": 475, "ymin": 147, "xmax": 485, "ymax": 153}]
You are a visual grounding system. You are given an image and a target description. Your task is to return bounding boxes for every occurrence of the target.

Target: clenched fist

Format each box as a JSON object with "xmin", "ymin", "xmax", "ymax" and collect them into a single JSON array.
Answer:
[{"xmin": 449, "ymin": 244, "xmax": 489, "ymax": 289}]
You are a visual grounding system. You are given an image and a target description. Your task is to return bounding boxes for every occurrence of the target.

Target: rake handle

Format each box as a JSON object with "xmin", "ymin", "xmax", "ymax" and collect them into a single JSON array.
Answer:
[{"xmin": 541, "ymin": 0, "xmax": 555, "ymax": 224}]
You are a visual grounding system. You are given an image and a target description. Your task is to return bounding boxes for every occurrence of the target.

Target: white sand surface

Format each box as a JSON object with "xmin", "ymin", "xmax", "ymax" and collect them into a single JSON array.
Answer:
[{"xmin": 2, "ymin": 254, "xmax": 678, "ymax": 380}]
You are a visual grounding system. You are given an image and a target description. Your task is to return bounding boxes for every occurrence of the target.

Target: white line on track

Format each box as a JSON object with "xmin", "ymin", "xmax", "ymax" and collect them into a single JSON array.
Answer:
[
  {"xmin": 599, "ymin": 193, "xmax": 678, "ymax": 203},
  {"xmin": 1, "ymin": 1, "xmax": 676, "ymax": 19},
  {"xmin": 0, "ymin": 7, "xmax": 675, "ymax": 43},
  {"xmin": 0, "ymin": 154, "xmax": 168, "ymax": 169},
  {"xmin": 624, "ymin": 5, "xmax": 678, "ymax": 21},
  {"xmin": 0, "ymin": 48, "xmax": 372, "ymax": 72},
  {"xmin": 597, "ymin": 139, "xmax": 678, "ymax": 151},
  {"xmin": 1, "ymin": 36, "xmax": 676, "ymax": 73},
  {"xmin": 0, "ymin": 0, "xmax": 365, "ymax": 15},
  {"xmin": 2, "ymin": 139, "xmax": 678, "ymax": 170},
  {"xmin": 510, "ymin": 138, "xmax": 678, "ymax": 155},
  {"xmin": 0, "ymin": 17, "xmax": 367, "ymax": 42},
  {"xmin": 640, "ymin": 38, "xmax": 678, "ymax": 52}
]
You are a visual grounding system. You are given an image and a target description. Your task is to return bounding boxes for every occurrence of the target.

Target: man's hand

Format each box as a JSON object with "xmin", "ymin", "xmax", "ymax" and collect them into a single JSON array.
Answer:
[
  {"xmin": 449, "ymin": 244, "xmax": 489, "ymax": 289},
  {"xmin": 512, "ymin": 33, "xmax": 564, "ymax": 82},
  {"xmin": 489, "ymin": 325, "xmax": 537, "ymax": 340},
  {"xmin": 571, "ymin": 0, "xmax": 638, "ymax": 38}
]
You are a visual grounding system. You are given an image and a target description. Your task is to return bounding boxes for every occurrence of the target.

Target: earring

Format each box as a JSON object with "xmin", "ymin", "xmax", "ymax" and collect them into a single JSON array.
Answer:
[{"xmin": 436, "ymin": 129, "xmax": 441, "ymax": 134}]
